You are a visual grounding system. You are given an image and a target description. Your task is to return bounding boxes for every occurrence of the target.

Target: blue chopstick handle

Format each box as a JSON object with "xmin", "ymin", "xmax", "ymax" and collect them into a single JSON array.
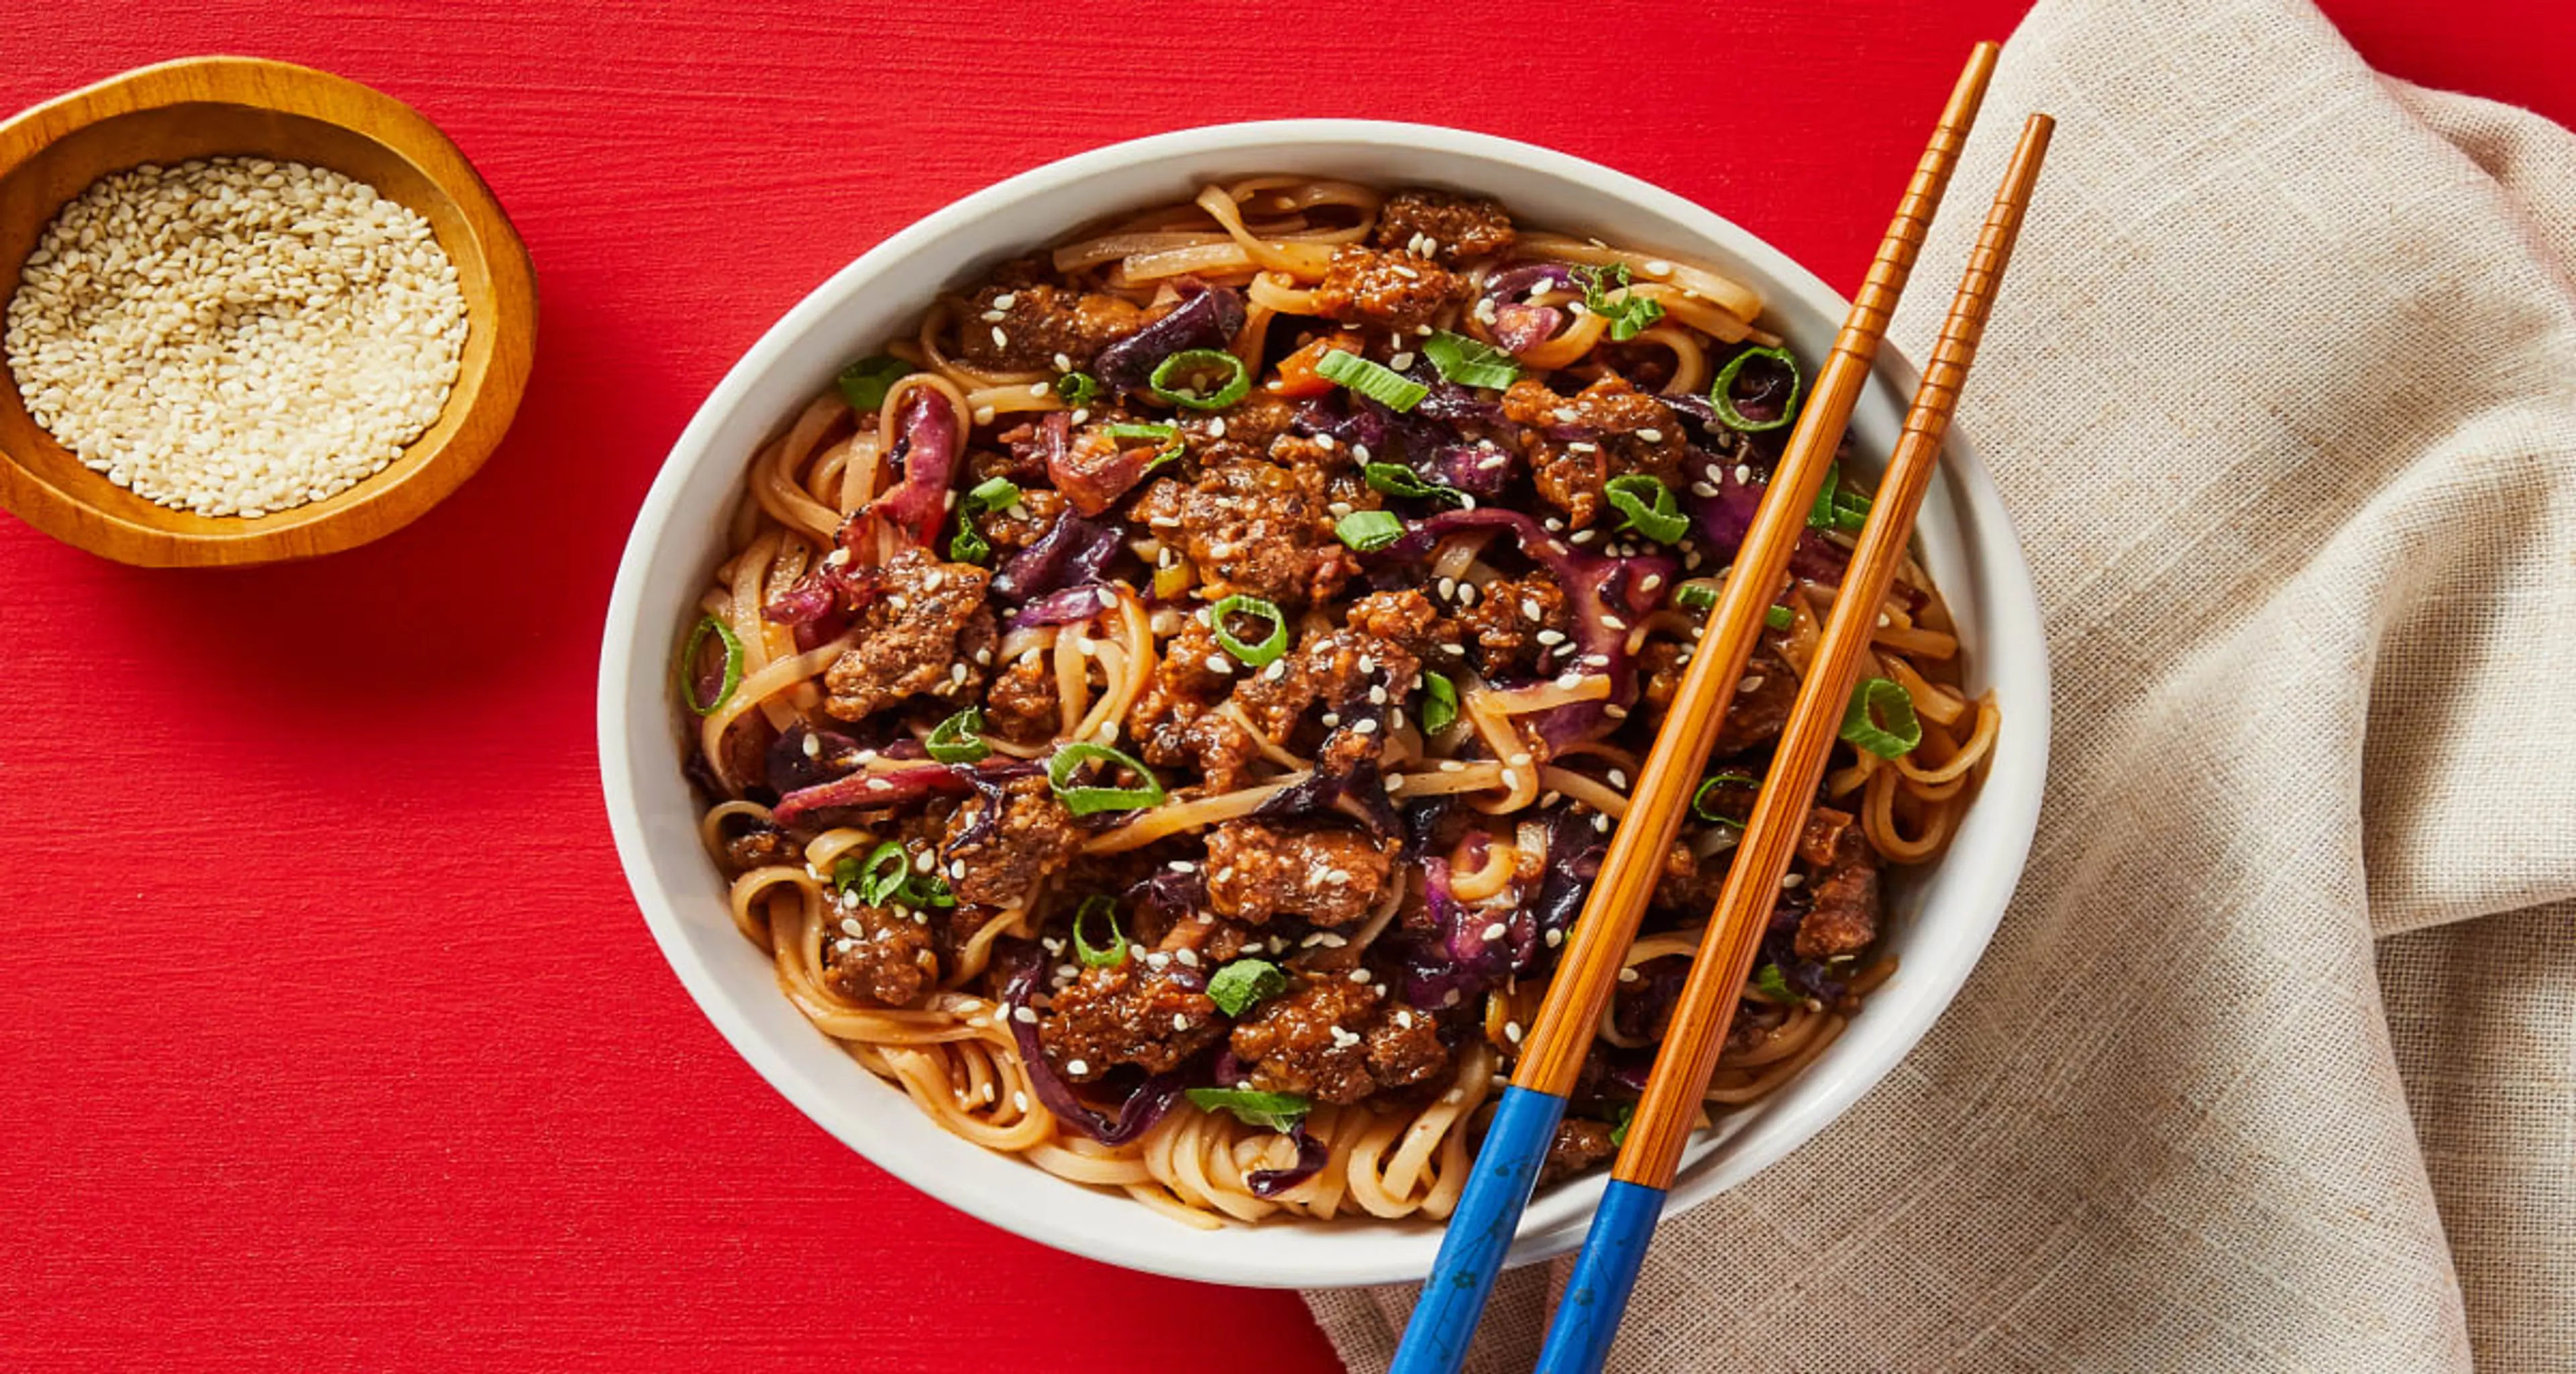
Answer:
[
  {"xmin": 1388, "ymin": 1085, "xmax": 1566, "ymax": 1374},
  {"xmin": 1534, "ymin": 1178, "xmax": 1668, "ymax": 1374}
]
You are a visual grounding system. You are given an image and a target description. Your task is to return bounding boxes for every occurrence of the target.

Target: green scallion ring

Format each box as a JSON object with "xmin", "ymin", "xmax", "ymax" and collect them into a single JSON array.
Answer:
[
  {"xmin": 681, "ymin": 615, "xmax": 745, "ymax": 717},
  {"xmin": 1603, "ymin": 473, "xmax": 1688, "ymax": 544},
  {"xmin": 847, "ymin": 840, "xmax": 910, "ymax": 905},
  {"xmin": 1334, "ymin": 509, "xmax": 1405, "ymax": 552},
  {"xmin": 1209, "ymin": 594, "xmax": 1289, "ymax": 667},
  {"xmin": 1071, "ymin": 894, "xmax": 1128, "ymax": 967},
  {"xmin": 1709, "ymin": 345, "xmax": 1805, "ymax": 433},
  {"xmin": 1418, "ymin": 670, "xmax": 1460, "ymax": 734},
  {"xmin": 1046, "ymin": 741, "xmax": 1168, "ymax": 816},
  {"xmin": 1840, "ymin": 677, "xmax": 1923, "ymax": 758},
  {"xmin": 926, "ymin": 708, "xmax": 989, "ymax": 764},
  {"xmin": 1147, "ymin": 349, "xmax": 1251, "ymax": 410},
  {"xmin": 1690, "ymin": 775, "xmax": 1755, "ymax": 829}
]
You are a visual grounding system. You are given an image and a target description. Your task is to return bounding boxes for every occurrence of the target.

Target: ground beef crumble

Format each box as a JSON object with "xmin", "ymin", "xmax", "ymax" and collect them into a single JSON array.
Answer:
[
  {"xmin": 1228, "ymin": 971, "xmax": 1446, "ymax": 1104},
  {"xmin": 1794, "ymin": 807, "xmax": 1882, "ymax": 959},
  {"xmin": 939, "ymin": 774, "xmax": 1080, "ymax": 908},
  {"xmin": 1536, "ymin": 1118, "xmax": 1619, "ymax": 1187},
  {"xmin": 1501, "ymin": 374, "xmax": 1686, "ymax": 528},
  {"xmin": 822, "ymin": 900, "xmax": 938, "ymax": 1008},
  {"xmin": 953, "ymin": 274, "xmax": 1146, "ymax": 373},
  {"xmin": 1040, "ymin": 957, "xmax": 1222, "ymax": 1081},
  {"xmin": 822, "ymin": 549, "xmax": 996, "ymax": 721},
  {"xmin": 1373, "ymin": 189, "xmax": 1516, "ymax": 265},
  {"xmin": 1204, "ymin": 820, "xmax": 1396, "ymax": 928},
  {"xmin": 1312, "ymin": 245, "xmax": 1463, "ymax": 333},
  {"xmin": 1132, "ymin": 457, "xmax": 1354, "ymax": 606}
]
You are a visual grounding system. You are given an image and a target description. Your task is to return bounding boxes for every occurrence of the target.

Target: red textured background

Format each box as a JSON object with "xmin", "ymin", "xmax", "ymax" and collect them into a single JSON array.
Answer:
[{"xmin": 3, "ymin": 3, "xmax": 2567, "ymax": 1370}]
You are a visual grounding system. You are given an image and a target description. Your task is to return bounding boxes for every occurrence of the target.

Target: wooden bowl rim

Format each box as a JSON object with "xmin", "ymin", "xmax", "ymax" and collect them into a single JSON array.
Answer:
[{"xmin": 0, "ymin": 55, "xmax": 537, "ymax": 568}]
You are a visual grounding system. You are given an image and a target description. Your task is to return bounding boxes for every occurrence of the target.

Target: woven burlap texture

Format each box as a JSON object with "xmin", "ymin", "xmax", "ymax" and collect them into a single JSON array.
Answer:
[{"xmin": 1303, "ymin": 0, "xmax": 2576, "ymax": 1367}]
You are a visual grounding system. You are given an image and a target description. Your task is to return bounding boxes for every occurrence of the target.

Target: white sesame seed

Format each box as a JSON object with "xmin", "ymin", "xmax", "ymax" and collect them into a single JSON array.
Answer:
[
  {"xmin": 1535, "ymin": 629, "xmax": 1566, "ymax": 647},
  {"xmin": 1028, "ymin": 382, "xmax": 1051, "ymax": 397},
  {"xmin": 1173, "ymin": 1013, "xmax": 1192, "ymax": 1031},
  {"xmin": 1545, "ymin": 928, "xmax": 1564, "ymax": 947},
  {"xmin": 1205, "ymin": 653, "xmax": 1234, "ymax": 674},
  {"xmin": 5, "ymin": 158, "xmax": 468, "ymax": 517},
  {"xmin": 1014, "ymin": 1091, "xmax": 1029, "ymax": 1112},
  {"xmin": 1643, "ymin": 259, "xmax": 1673, "ymax": 276},
  {"xmin": 1174, "ymin": 948, "xmax": 1199, "ymax": 967},
  {"xmin": 1734, "ymin": 464, "xmax": 1754, "ymax": 484},
  {"xmin": 1066, "ymin": 1059, "xmax": 1089, "ymax": 1076},
  {"xmin": 991, "ymin": 293, "xmax": 1018, "ymax": 309},
  {"xmin": 1389, "ymin": 352, "xmax": 1415, "ymax": 370},
  {"xmin": 1053, "ymin": 352, "xmax": 1073, "ymax": 371},
  {"xmin": 1619, "ymin": 967, "xmax": 1640, "ymax": 983},
  {"xmin": 1781, "ymin": 873, "xmax": 1805, "ymax": 889},
  {"xmin": 1013, "ymin": 1005, "xmax": 1039, "ymax": 1024},
  {"xmin": 1499, "ymin": 768, "xmax": 1522, "ymax": 789},
  {"xmin": 801, "ymin": 733, "xmax": 822, "ymax": 759},
  {"xmin": 1504, "ymin": 1022, "xmax": 1524, "ymax": 1044},
  {"xmin": 1638, "ymin": 428, "xmax": 1664, "ymax": 443},
  {"xmin": 1351, "ymin": 717, "xmax": 1379, "ymax": 735},
  {"xmin": 1481, "ymin": 922, "xmax": 1507, "ymax": 942},
  {"xmin": 1439, "ymin": 759, "xmax": 1464, "ymax": 772},
  {"xmin": 1348, "ymin": 968, "xmax": 1372, "ymax": 983}
]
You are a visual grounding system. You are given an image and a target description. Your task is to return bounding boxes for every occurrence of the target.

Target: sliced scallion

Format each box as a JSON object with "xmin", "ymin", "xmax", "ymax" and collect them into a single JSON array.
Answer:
[
  {"xmin": 1147, "ymin": 349, "xmax": 1250, "ymax": 410},
  {"xmin": 1210, "ymin": 594, "xmax": 1289, "ymax": 667},
  {"xmin": 926, "ymin": 708, "xmax": 989, "ymax": 764},
  {"xmin": 1710, "ymin": 345, "xmax": 1804, "ymax": 433},
  {"xmin": 1046, "ymin": 741, "xmax": 1168, "ymax": 816},
  {"xmin": 1603, "ymin": 474, "xmax": 1688, "ymax": 544},
  {"xmin": 1691, "ymin": 772, "xmax": 1761, "ymax": 828},
  {"xmin": 967, "ymin": 476, "xmax": 1021, "ymax": 512},
  {"xmin": 1054, "ymin": 370, "xmax": 1099, "ymax": 407},
  {"xmin": 1764, "ymin": 604, "xmax": 1792, "ymax": 630},
  {"xmin": 1205, "ymin": 958, "xmax": 1287, "ymax": 1016},
  {"xmin": 1363, "ymin": 462, "xmax": 1466, "ymax": 507},
  {"xmin": 839, "ymin": 841, "xmax": 910, "ymax": 905},
  {"xmin": 1840, "ymin": 677, "xmax": 1922, "ymax": 758},
  {"xmin": 1102, "ymin": 421, "xmax": 1184, "ymax": 468},
  {"xmin": 1334, "ymin": 509, "xmax": 1405, "ymax": 552},
  {"xmin": 1674, "ymin": 582, "xmax": 1719, "ymax": 613},
  {"xmin": 681, "ymin": 616, "xmax": 744, "ymax": 717},
  {"xmin": 1184, "ymin": 1086, "xmax": 1310, "ymax": 1132},
  {"xmin": 835, "ymin": 354, "xmax": 911, "ymax": 413},
  {"xmin": 1419, "ymin": 670, "xmax": 1459, "ymax": 733},
  {"xmin": 1072, "ymin": 894, "xmax": 1128, "ymax": 968},
  {"xmin": 1316, "ymin": 349, "xmax": 1429, "ymax": 412},
  {"xmin": 1752, "ymin": 962, "xmax": 1796, "ymax": 1001},
  {"xmin": 1421, "ymin": 330, "xmax": 1521, "ymax": 388}
]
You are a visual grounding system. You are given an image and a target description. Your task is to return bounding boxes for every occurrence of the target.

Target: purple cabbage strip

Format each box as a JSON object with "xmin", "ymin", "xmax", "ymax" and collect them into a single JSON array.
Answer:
[
  {"xmin": 1004, "ymin": 582, "xmax": 1122, "ymax": 631},
  {"xmin": 1002, "ymin": 959, "xmax": 1188, "ymax": 1147},
  {"xmin": 991, "ymin": 512, "xmax": 1124, "ymax": 604},
  {"xmin": 1407, "ymin": 508, "xmax": 1676, "ymax": 749},
  {"xmin": 1247, "ymin": 1128, "xmax": 1331, "ymax": 1198},
  {"xmin": 769, "ymin": 757, "xmax": 1034, "ymax": 829},
  {"xmin": 865, "ymin": 386, "xmax": 959, "ymax": 547},
  {"xmin": 1427, "ymin": 442, "xmax": 1515, "ymax": 499},
  {"xmin": 1253, "ymin": 755, "xmax": 1399, "ymax": 839},
  {"xmin": 764, "ymin": 723, "xmax": 867, "ymax": 796},
  {"xmin": 1291, "ymin": 393, "xmax": 1389, "ymax": 456},
  {"xmin": 1679, "ymin": 447, "xmax": 1849, "ymax": 578},
  {"xmin": 1126, "ymin": 867, "xmax": 1208, "ymax": 928},
  {"xmin": 1490, "ymin": 304, "xmax": 1564, "ymax": 357},
  {"xmin": 1527, "ymin": 806, "xmax": 1607, "ymax": 954},
  {"xmin": 1093, "ymin": 278, "xmax": 1246, "ymax": 396}
]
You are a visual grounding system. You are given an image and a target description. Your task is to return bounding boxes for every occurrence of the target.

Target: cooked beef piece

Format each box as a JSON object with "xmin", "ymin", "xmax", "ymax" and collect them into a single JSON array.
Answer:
[
  {"xmin": 1501, "ymin": 374, "xmax": 1686, "ymax": 528},
  {"xmin": 822, "ymin": 549, "xmax": 996, "ymax": 721},
  {"xmin": 1654, "ymin": 839, "xmax": 1725, "ymax": 914},
  {"xmin": 978, "ymin": 425, "xmax": 1054, "ymax": 485},
  {"xmin": 953, "ymin": 277, "xmax": 1146, "ymax": 373},
  {"xmin": 979, "ymin": 485, "xmax": 1065, "ymax": 556},
  {"xmin": 1797, "ymin": 806, "xmax": 1854, "ymax": 867},
  {"xmin": 984, "ymin": 652, "xmax": 1061, "ymax": 746},
  {"xmin": 1373, "ymin": 189, "xmax": 1517, "ymax": 264},
  {"xmin": 1715, "ymin": 639, "xmax": 1799, "ymax": 753},
  {"xmin": 1128, "ymin": 617, "xmax": 1267, "ymax": 792},
  {"xmin": 1344, "ymin": 588, "xmax": 1454, "ymax": 660},
  {"xmin": 1187, "ymin": 391, "xmax": 1299, "ymax": 456},
  {"xmin": 939, "ymin": 774, "xmax": 1080, "ymax": 908},
  {"xmin": 718, "ymin": 822, "xmax": 800, "ymax": 876},
  {"xmin": 1228, "ymin": 971, "xmax": 1446, "ymax": 1104},
  {"xmin": 1132, "ymin": 457, "xmax": 1353, "ymax": 606},
  {"xmin": 1312, "ymin": 246, "xmax": 1463, "ymax": 333},
  {"xmin": 821, "ymin": 899, "xmax": 938, "ymax": 1008},
  {"xmin": 1152, "ymin": 912, "xmax": 1258, "ymax": 966},
  {"xmin": 1204, "ymin": 821, "xmax": 1395, "ymax": 929},
  {"xmin": 1220, "ymin": 607, "xmax": 1427, "ymax": 772},
  {"xmin": 1456, "ymin": 572, "xmax": 1572, "ymax": 678},
  {"xmin": 1795, "ymin": 808, "xmax": 1883, "ymax": 959},
  {"xmin": 1039, "ymin": 957, "xmax": 1222, "ymax": 1081},
  {"xmin": 1640, "ymin": 639, "xmax": 1685, "ymax": 710},
  {"xmin": 1536, "ymin": 1118, "xmax": 1619, "ymax": 1187}
]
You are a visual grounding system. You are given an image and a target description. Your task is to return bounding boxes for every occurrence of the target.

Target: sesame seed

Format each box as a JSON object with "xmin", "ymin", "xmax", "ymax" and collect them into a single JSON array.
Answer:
[
  {"xmin": 1481, "ymin": 922, "xmax": 1507, "ymax": 942},
  {"xmin": 1499, "ymin": 768, "xmax": 1522, "ymax": 790},
  {"xmin": 1014, "ymin": 1091, "xmax": 1029, "ymax": 1112},
  {"xmin": 1439, "ymin": 759, "xmax": 1464, "ymax": 772},
  {"xmin": 1066, "ymin": 1059, "xmax": 1089, "ymax": 1076},
  {"xmin": 1168, "ymin": 859, "xmax": 1197, "ymax": 873},
  {"xmin": 1608, "ymin": 769, "xmax": 1629, "ymax": 788},
  {"xmin": 1456, "ymin": 582, "xmax": 1479, "ymax": 605},
  {"xmin": 1734, "ymin": 464, "xmax": 1754, "ymax": 484},
  {"xmin": 1053, "ymin": 352, "xmax": 1073, "ymax": 371},
  {"xmin": 1389, "ymin": 352, "xmax": 1415, "ymax": 370},
  {"xmin": 991, "ymin": 293, "xmax": 1018, "ymax": 309},
  {"xmin": 1535, "ymin": 629, "xmax": 1566, "ymax": 647},
  {"xmin": 1782, "ymin": 874, "xmax": 1805, "ymax": 889},
  {"xmin": 1638, "ymin": 428, "xmax": 1664, "ymax": 443},
  {"xmin": 1644, "ymin": 259, "xmax": 1673, "ymax": 276},
  {"xmin": 5, "ymin": 157, "xmax": 468, "ymax": 517},
  {"xmin": 913, "ymin": 848, "xmax": 936, "ymax": 872},
  {"xmin": 1504, "ymin": 1022, "xmax": 1524, "ymax": 1044},
  {"xmin": 840, "ymin": 918, "xmax": 864, "ymax": 937},
  {"xmin": 1352, "ymin": 717, "xmax": 1379, "ymax": 735},
  {"xmin": 801, "ymin": 733, "xmax": 822, "ymax": 759},
  {"xmin": 1028, "ymin": 382, "xmax": 1050, "ymax": 397},
  {"xmin": 1173, "ymin": 1013, "xmax": 1191, "ymax": 1030},
  {"xmin": 1205, "ymin": 653, "xmax": 1233, "ymax": 674},
  {"xmin": 1740, "ymin": 675, "xmax": 1766, "ymax": 692},
  {"xmin": 1619, "ymin": 967, "xmax": 1640, "ymax": 983},
  {"xmin": 1348, "ymin": 968, "xmax": 1372, "ymax": 983},
  {"xmin": 973, "ymin": 406, "xmax": 996, "ymax": 425},
  {"xmin": 1545, "ymin": 928, "xmax": 1564, "ymax": 947},
  {"xmin": 1013, "ymin": 1005, "xmax": 1038, "ymax": 1024}
]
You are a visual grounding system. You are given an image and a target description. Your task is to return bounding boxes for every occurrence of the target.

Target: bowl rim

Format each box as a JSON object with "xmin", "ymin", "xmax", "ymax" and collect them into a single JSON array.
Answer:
[
  {"xmin": 598, "ymin": 117, "xmax": 2051, "ymax": 1288},
  {"xmin": 0, "ymin": 54, "xmax": 538, "ymax": 567}
]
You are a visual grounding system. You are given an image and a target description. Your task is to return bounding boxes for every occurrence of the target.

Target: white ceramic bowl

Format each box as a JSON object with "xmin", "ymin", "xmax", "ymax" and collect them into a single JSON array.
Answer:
[{"xmin": 599, "ymin": 120, "xmax": 2049, "ymax": 1289}]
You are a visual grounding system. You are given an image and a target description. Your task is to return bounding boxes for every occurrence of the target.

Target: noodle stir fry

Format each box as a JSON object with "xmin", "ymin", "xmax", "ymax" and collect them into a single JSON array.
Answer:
[{"xmin": 682, "ymin": 180, "xmax": 1996, "ymax": 1227}]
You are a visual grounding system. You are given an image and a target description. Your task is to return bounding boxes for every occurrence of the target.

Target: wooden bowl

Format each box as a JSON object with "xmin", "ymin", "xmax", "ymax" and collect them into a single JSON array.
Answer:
[{"xmin": 0, "ymin": 56, "xmax": 537, "ymax": 567}]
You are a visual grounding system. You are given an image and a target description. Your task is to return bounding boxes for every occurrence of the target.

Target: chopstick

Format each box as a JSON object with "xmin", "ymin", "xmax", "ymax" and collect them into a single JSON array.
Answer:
[
  {"xmin": 1385, "ymin": 42, "xmax": 2002, "ymax": 1374},
  {"xmin": 1531, "ymin": 111, "xmax": 2057, "ymax": 1374}
]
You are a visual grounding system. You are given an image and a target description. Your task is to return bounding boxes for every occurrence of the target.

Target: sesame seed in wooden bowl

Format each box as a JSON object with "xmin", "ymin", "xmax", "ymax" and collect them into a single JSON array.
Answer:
[{"xmin": 0, "ymin": 56, "xmax": 537, "ymax": 567}]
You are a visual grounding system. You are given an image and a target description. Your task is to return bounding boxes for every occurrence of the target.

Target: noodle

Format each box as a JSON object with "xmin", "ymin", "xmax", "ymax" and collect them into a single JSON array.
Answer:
[{"xmin": 675, "ymin": 177, "xmax": 1993, "ymax": 1226}]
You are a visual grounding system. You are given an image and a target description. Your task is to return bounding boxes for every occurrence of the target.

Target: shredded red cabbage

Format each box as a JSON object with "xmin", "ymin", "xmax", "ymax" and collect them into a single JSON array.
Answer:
[
  {"xmin": 1047, "ymin": 411, "xmax": 1169, "ymax": 516},
  {"xmin": 1004, "ymin": 582, "xmax": 1121, "ymax": 631},
  {"xmin": 1252, "ymin": 755, "xmax": 1399, "ymax": 839},
  {"xmin": 1680, "ymin": 446, "xmax": 1849, "ymax": 578},
  {"xmin": 1002, "ymin": 958, "xmax": 1189, "ymax": 1146},
  {"xmin": 1246, "ymin": 1128, "xmax": 1330, "ymax": 1198},
  {"xmin": 865, "ymin": 385, "xmax": 959, "ymax": 547},
  {"xmin": 769, "ymin": 756, "xmax": 1035, "ymax": 829},
  {"xmin": 1093, "ymin": 278, "xmax": 1245, "ymax": 396},
  {"xmin": 991, "ymin": 512, "xmax": 1124, "ymax": 603}
]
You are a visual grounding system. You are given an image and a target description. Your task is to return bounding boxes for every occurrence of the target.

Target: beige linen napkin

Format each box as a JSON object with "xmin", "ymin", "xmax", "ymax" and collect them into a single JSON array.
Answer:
[{"xmin": 1305, "ymin": 0, "xmax": 2576, "ymax": 1367}]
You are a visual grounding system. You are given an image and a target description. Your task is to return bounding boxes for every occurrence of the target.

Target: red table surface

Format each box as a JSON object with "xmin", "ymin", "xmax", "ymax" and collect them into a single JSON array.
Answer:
[{"xmin": 3, "ymin": 3, "xmax": 2567, "ymax": 1369}]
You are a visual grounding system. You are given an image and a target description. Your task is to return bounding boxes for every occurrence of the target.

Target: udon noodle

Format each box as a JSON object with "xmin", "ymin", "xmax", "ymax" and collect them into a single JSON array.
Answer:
[{"xmin": 679, "ymin": 179, "xmax": 1994, "ymax": 1227}]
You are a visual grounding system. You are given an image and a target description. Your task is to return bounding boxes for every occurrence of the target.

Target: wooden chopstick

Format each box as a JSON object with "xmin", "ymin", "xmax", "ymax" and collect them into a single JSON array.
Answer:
[
  {"xmin": 1386, "ymin": 42, "xmax": 2002, "ymax": 1374},
  {"xmin": 1532, "ymin": 111, "xmax": 2057, "ymax": 1374}
]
